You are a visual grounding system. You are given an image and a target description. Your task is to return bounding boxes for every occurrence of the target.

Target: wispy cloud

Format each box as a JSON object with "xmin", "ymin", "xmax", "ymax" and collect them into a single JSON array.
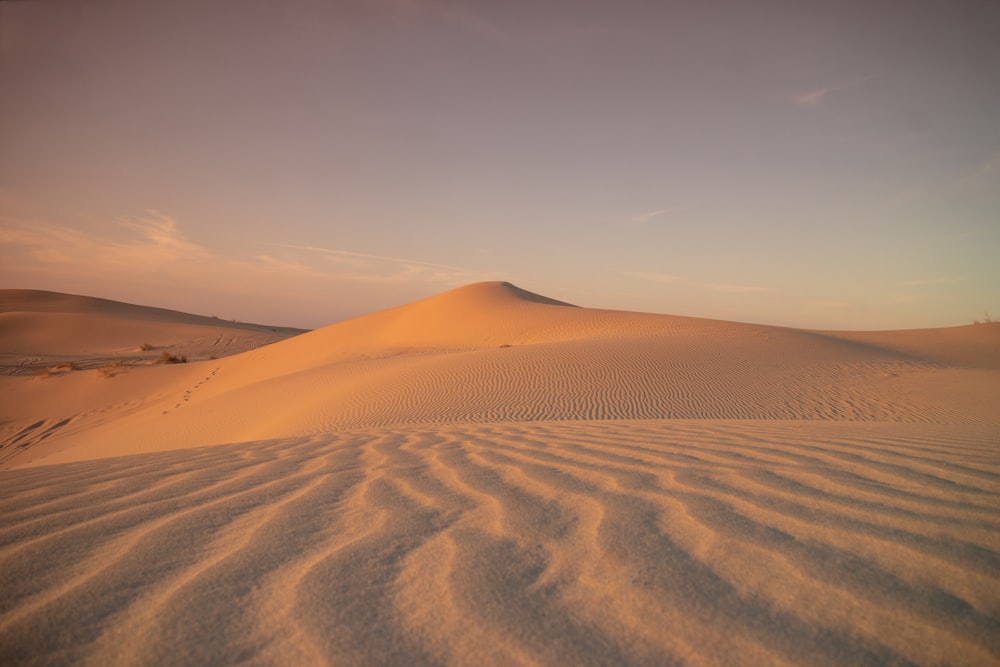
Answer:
[
  {"xmin": 624, "ymin": 271, "xmax": 774, "ymax": 294},
  {"xmin": 946, "ymin": 149, "xmax": 1000, "ymax": 196},
  {"xmin": 806, "ymin": 300, "xmax": 851, "ymax": 309},
  {"xmin": 899, "ymin": 276, "xmax": 965, "ymax": 287},
  {"xmin": 882, "ymin": 294, "xmax": 919, "ymax": 305},
  {"xmin": 628, "ymin": 205, "xmax": 684, "ymax": 226},
  {"xmin": 270, "ymin": 243, "xmax": 470, "ymax": 273},
  {"xmin": 882, "ymin": 148, "xmax": 1000, "ymax": 210},
  {"xmin": 0, "ymin": 210, "xmax": 209, "ymax": 271},
  {"xmin": 700, "ymin": 283, "xmax": 776, "ymax": 294},
  {"xmin": 266, "ymin": 243, "xmax": 488, "ymax": 285},
  {"xmin": 792, "ymin": 75, "xmax": 873, "ymax": 108},
  {"xmin": 624, "ymin": 271, "xmax": 682, "ymax": 283},
  {"xmin": 881, "ymin": 182, "xmax": 931, "ymax": 210},
  {"xmin": 1, "ymin": 211, "xmax": 489, "ymax": 289},
  {"xmin": 0, "ymin": 210, "xmax": 497, "ymax": 325}
]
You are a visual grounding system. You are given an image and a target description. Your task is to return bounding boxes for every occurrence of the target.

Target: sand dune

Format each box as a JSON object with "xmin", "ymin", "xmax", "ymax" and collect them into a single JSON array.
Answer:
[
  {"xmin": 1, "ymin": 282, "xmax": 998, "ymax": 665},
  {"xmin": 2, "ymin": 282, "xmax": 996, "ymax": 467},
  {"xmin": 0, "ymin": 289, "xmax": 306, "ymax": 376}
]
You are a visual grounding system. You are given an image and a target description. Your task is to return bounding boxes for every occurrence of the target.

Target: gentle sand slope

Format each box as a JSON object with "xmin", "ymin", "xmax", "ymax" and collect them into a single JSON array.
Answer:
[{"xmin": 1, "ymin": 282, "xmax": 998, "ymax": 665}]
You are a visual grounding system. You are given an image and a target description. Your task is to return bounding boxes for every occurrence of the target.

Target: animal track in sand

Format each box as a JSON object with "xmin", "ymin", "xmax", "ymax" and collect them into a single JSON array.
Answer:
[
  {"xmin": 0, "ymin": 417, "xmax": 76, "ymax": 464},
  {"xmin": 163, "ymin": 367, "xmax": 221, "ymax": 415}
]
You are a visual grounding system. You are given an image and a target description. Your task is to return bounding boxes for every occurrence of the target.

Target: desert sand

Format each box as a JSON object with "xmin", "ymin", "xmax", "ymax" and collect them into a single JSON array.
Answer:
[
  {"xmin": 0, "ymin": 289, "xmax": 306, "ymax": 377},
  {"xmin": 1, "ymin": 282, "xmax": 998, "ymax": 665}
]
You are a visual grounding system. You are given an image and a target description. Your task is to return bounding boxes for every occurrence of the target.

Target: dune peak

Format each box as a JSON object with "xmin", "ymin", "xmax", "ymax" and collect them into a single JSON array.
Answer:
[{"xmin": 435, "ymin": 281, "xmax": 577, "ymax": 308}]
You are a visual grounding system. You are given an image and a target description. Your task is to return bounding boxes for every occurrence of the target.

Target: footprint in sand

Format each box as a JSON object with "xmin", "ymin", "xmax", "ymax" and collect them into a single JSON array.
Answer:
[
  {"xmin": 166, "ymin": 366, "xmax": 221, "ymax": 413},
  {"xmin": 0, "ymin": 416, "xmax": 75, "ymax": 463}
]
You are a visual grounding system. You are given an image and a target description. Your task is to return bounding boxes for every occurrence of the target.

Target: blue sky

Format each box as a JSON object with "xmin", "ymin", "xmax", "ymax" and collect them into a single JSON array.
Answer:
[{"xmin": 1, "ymin": 0, "xmax": 998, "ymax": 329}]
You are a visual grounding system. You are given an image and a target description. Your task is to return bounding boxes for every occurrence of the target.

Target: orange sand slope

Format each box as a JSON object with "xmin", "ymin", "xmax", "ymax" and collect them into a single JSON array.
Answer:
[
  {"xmin": 0, "ymin": 289, "xmax": 306, "ymax": 376},
  {"xmin": 1, "ymin": 282, "xmax": 998, "ymax": 665},
  {"xmin": 1, "ymin": 281, "xmax": 997, "ymax": 468}
]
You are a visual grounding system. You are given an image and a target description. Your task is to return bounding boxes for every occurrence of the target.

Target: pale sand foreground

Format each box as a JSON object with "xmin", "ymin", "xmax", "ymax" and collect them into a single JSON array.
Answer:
[{"xmin": 1, "ymin": 282, "xmax": 998, "ymax": 665}]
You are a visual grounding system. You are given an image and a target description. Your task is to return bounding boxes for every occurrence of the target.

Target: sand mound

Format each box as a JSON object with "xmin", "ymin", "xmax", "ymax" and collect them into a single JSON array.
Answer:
[
  {"xmin": 2, "ymin": 282, "xmax": 998, "ymax": 468},
  {"xmin": 0, "ymin": 289, "xmax": 306, "ymax": 376},
  {"xmin": 1, "ymin": 282, "xmax": 998, "ymax": 665}
]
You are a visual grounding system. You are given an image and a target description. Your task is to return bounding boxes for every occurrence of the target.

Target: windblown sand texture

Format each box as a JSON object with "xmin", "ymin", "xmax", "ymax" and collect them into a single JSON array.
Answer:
[{"xmin": 1, "ymin": 282, "xmax": 998, "ymax": 665}]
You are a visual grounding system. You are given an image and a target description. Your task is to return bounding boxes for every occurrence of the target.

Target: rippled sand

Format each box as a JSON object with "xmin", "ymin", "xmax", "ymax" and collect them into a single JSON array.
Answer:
[{"xmin": 1, "ymin": 283, "xmax": 998, "ymax": 665}]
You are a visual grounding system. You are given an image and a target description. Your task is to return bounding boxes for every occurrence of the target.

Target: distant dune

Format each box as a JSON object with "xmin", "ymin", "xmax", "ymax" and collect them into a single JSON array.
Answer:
[
  {"xmin": 1, "ymin": 282, "xmax": 998, "ymax": 665},
  {"xmin": 0, "ymin": 289, "xmax": 306, "ymax": 376}
]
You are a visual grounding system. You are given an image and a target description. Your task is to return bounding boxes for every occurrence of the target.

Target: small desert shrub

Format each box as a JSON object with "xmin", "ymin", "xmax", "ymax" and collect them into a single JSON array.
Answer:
[
  {"xmin": 140, "ymin": 343, "xmax": 154, "ymax": 351},
  {"xmin": 99, "ymin": 361, "xmax": 131, "ymax": 378},
  {"xmin": 156, "ymin": 352, "xmax": 188, "ymax": 364},
  {"xmin": 35, "ymin": 362, "xmax": 80, "ymax": 378}
]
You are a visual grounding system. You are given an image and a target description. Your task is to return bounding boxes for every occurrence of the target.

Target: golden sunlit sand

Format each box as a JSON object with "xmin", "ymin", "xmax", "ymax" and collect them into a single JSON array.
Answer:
[{"xmin": 1, "ymin": 282, "xmax": 998, "ymax": 665}]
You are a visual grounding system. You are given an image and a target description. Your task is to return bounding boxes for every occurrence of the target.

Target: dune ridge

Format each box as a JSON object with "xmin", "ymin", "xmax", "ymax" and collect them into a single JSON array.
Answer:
[{"xmin": 1, "ymin": 282, "xmax": 998, "ymax": 665}]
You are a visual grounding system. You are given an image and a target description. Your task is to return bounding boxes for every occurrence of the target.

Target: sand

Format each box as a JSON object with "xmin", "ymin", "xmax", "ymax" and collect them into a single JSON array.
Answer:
[
  {"xmin": 1, "ymin": 282, "xmax": 998, "ymax": 665},
  {"xmin": 0, "ymin": 289, "xmax": 306, "ymax": 377}
]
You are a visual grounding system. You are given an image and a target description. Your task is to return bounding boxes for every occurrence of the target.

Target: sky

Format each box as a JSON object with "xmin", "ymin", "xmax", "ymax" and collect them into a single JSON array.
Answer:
[{"xmin": 1, "ymin": 0, "xmax": 998, "ymax": 330}]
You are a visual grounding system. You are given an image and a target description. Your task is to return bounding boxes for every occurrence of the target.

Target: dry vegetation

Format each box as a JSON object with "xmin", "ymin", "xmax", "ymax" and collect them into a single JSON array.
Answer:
[
  {"xmin": 98, "ymin": 361, "xmax": 131, "ymax": 378},
  {"xmin": 156, "ymin": 352, "xmax": 188, "ymax": 364},
  {"xmin": 34, "ymin": 363, "xmax": 79, "ymax": 378}
]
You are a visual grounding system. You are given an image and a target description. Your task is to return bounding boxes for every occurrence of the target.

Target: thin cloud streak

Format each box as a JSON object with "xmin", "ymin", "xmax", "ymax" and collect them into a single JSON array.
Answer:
[
  {"xmin": 625, "ymin": 272, "xmax": 774, "ymax": 294},
  {"xmin": 0, "ymin": 211, "xmax": 501, "ymax": 327},
  {"xmin": 1, "ymin": 212, "xmax": 489, "ymax": 288},
  {"xmin": 882, "ymin": 149, "xmax": 1000, "ymax": 210},
  {"xmin": 629, "ymin": 206, "xmax": 684, "ymax": 225},
  {"xmin": 1, "ymin": 211, "xmax": 209, "ymax": 271},
  {"xmin": 268, "ymin": 243, "xmax": 474, "ymax": 275},
  {"xmin": 899, "ymin": 276, "xmax": 965, "ymax": 287},
  {"xmin": 623, "ymin": 271, "xmax": 682, "ymax": 284},
  {"xmin": 792, "ymin": 75, "xmax": 874, "ymax": 108},
  {"xmin": 700, "ymin": 283, "xmax": 776, "ymax": 294}
]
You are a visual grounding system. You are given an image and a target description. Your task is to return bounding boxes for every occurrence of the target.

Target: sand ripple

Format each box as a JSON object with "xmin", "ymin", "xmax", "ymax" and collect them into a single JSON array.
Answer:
[{"xmin": 2, "ymin": 421, "xmax": 998, "ymax": 666}]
